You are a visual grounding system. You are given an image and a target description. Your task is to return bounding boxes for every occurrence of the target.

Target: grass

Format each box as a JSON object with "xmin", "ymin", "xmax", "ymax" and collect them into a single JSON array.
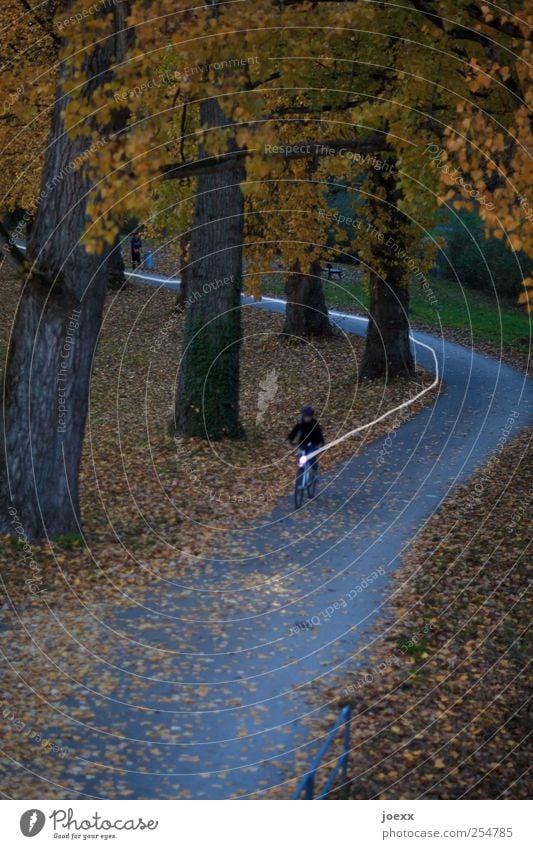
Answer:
[
  {"xmin": 49, "ymin": 533, "xmax": 85, "ymax": 550},
  {"xmin": 259, "ymin": 263, "xmax": 532, "ymax": 351}
]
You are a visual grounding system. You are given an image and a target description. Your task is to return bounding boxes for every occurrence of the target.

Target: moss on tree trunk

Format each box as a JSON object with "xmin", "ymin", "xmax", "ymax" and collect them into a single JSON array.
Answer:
[{"xmin": 172, "ymin": 97, "xmax": 245, "ymax": 440}]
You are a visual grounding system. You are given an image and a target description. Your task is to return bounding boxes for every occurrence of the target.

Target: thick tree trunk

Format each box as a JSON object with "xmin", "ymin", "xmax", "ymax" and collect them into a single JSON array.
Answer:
[
  {"xmin": 0, "ymin": 4, "xmax": 131, "ymax": 540},
  {"xmin": 1, "ymin": 277, "xmax": 107, "ymax": 539},
  {"xmin": 283, "ymin": 259, "xmax": 332, "ymax": 337},
  {"xmin": 361, "ymin": 165, "xmax": 414, "ymax": 380},
  {"xmin": 361, "ymin": 269, "xmax": 413, "ymax": 379},
  {"xmin": 172, "ymin": 98, "xmax": 245, "ymax": 440}
]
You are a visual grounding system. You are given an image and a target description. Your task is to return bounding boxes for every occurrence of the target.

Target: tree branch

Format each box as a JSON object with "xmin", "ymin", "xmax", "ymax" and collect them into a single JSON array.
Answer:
[
  {"xmin": 161, "ymin": 131, "xmax": 390, "ymax": 180},
  {"xmin": 0, "ymin": 220, "xmax": 62, "ymax": 295},
  {"xmin": 246, "ymin": 71, "xmax": 282, "ymax": 91},
  {"xmin": 161, "ymin": 151, "xmax": 249, "ymax": 180},
  {"xmin": 274, "ymin": 98, "xmax": 366, "ymax": 116},
  {"xmin": 465, "ymin": 2, "xmax": 525, "ymax": 40},
  {"xmin": 0, "ymin": 221, "xmax": 29, "ymax": 271},
  {"xmin": 409, "ymin": 0, "xmax": 525, "ymax": 46},
  {"xmin": 19, "ymin": 0, "xmax": 62, "ymax": 46}
]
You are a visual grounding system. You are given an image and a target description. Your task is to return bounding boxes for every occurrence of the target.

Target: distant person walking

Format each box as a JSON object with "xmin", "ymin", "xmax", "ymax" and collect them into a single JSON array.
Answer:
[{"xmin": 131, "ymin": 234, "xmax": 142, "ymax": 268}]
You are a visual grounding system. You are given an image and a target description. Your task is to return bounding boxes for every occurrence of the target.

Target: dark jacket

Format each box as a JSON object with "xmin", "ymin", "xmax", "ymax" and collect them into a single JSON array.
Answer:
[{"xmin": 288, "ymin": 416, "xmax": 324, "ymax": 447}]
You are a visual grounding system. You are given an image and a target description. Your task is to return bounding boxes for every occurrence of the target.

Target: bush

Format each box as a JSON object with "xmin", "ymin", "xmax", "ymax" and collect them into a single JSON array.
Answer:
[{"xmin": 433, "ymin": 209, "xmax": 532, "ymax": 298}]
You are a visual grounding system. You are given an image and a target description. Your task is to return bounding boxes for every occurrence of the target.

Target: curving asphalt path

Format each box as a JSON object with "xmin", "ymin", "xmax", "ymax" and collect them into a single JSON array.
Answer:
[{"xmin": 7, "ymin": 266, "xmax": 532, "ymax": 799}]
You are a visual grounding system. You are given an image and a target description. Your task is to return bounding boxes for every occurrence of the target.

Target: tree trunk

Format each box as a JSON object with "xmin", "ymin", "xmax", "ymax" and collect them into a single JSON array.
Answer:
[
  {"xmin": 172, "ymin": 98, "xmax": 245, "ymax": 440},
  {"xmin": 107, "ymin": 235, "xmax": 126, "ymax": 290},
  {"xmin": 175, "ymin": 231, "xmax": 190, "ymax": 311},
  {"xmin": 283, "ymin": 259, "xmax": 332, "ymax": 337},
  {"xmin": 361, "ymin": 165, "xmax": 414, "ymax": 379},
  {"xmin": 0, "ymin": 4, "xmax": 131, "ymax": 540},
  {"xmin": 361, "ymin": 269, "xmax": 413, "ymax": 379}
]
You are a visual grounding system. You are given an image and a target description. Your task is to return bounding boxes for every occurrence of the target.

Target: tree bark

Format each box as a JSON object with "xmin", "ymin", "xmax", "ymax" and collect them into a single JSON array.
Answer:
[
  {"xmin": 172, "ymin": 97, "xmax": 245, "ymax": 440},
  {"xmin": 361, "ymin": 269, "xmax": 413, "ymax": 379},
  {"xmin": 0, "ymin": 3, "xmax": 131, "ymax": 540},
  {"xmin": 361, "ymin": 167, "xmax": 414, "ymax": 380},
  {"xmin": 106, "ymin": 235, "xmax": 126, "ymax": 290},
  {"xmin": 283, "ymin": 259, "xmax": 332, "ymax": 337},
  {"xmin": 175, "ymin": 231, "xmax": 190, "ymax": 311}
]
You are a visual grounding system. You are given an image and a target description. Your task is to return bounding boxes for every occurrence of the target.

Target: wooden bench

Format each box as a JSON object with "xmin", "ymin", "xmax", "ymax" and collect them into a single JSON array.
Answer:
[{"xmin": 324, "ymin": 264, "xmax": 343, "ymax": 279}]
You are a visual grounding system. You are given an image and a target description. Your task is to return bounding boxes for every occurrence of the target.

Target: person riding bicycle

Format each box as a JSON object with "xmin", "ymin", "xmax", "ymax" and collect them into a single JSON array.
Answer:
[{"xmin": 287, "ymin": 405, "xmax": 325, "ymax": 473}]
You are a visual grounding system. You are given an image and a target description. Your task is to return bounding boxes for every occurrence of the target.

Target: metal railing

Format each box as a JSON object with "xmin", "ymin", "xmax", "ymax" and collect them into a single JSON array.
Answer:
[{"xmin": 292, "ymin": 705, "xmax": 351, "ymax": 799}]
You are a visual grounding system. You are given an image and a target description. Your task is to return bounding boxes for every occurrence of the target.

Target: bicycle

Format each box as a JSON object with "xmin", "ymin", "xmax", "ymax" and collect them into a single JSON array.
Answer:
[{"xmin": 294, "ymin": 442, "xmax": 319, "ymax": 508}]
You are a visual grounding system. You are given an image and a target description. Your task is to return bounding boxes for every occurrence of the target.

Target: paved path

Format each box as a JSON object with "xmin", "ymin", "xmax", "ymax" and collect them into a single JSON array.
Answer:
[{"xmin": 9, "ymin": 267, "xmax": 533, "ymax": 799}]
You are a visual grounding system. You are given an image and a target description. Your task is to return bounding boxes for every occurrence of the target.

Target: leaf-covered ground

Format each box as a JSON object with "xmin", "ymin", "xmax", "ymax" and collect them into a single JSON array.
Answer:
[
  {"xmin": 313, "ymin": 428, "xmax": 532, "ymax": 800},
  {"xmin": 0, "ymin": 270, "xmax": 438, "ymax": 798},
  {"xmin": 0, "ymin": 272, "xmax": 436, "ymax": 602}
]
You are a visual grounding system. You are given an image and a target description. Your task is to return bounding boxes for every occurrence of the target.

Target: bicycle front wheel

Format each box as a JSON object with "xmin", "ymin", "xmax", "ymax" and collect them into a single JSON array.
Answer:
[{"xmin": 294, "ymin": 468, "xmax": 305, "ymax": 509}]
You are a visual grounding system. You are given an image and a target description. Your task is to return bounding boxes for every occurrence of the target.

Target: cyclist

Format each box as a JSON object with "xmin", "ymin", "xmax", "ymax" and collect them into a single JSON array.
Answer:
[{"xmin": 287, "ymin": 405, "xmax": 325, "ymax": 474}]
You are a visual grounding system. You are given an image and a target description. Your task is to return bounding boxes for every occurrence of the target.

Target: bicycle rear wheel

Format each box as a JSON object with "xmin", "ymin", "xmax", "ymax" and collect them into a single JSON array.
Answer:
[{"xmin": 307, "ymin": 470, "xmax": 318, "ymax": 498}]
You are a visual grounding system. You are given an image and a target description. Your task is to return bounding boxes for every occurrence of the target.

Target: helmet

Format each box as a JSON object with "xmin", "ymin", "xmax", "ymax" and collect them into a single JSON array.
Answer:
[{"xmin": 301, "ymin": 405, "xmax": 314, "ymax": 417}]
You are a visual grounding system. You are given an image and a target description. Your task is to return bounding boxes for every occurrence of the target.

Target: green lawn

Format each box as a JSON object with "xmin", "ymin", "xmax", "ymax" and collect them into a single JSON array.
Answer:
[{"xmin": 258, "ymin": 262, "xmax": 531, "ymax": 351}]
